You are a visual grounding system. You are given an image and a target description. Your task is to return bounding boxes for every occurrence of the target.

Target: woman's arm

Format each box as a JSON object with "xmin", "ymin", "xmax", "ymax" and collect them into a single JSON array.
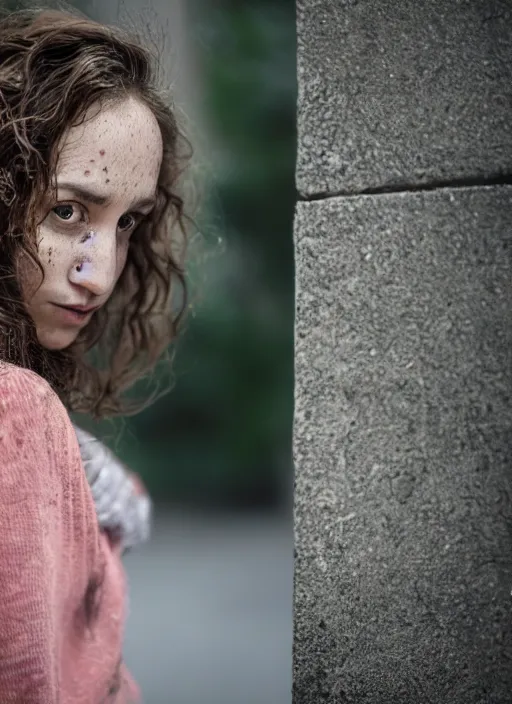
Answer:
[
  {"xmin": 73, "ymin": 424, "xmax": 152, "ymax": 552},
  {"xmin": 0, "ymin": 366, "xmax": 87, "ymax": 703}
]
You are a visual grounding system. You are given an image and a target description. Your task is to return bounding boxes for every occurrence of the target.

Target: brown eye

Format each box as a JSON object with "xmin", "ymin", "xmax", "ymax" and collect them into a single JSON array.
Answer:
[
  {"xmin": 53, "ymin": 204, "xmax": 74, "ymax": 219},
  {"xmin": 52, "ymin": 203, "xmax": 83, "ymax": 224},
  {"xmin": 118, "ymin": 213, "xmax": 137, "ymax": 232}
]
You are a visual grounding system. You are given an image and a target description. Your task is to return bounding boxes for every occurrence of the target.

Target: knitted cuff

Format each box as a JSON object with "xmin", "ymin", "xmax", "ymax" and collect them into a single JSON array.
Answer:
[{"xmin": 73, "ymin": 424, "xmax": 152, "ymax": 552}]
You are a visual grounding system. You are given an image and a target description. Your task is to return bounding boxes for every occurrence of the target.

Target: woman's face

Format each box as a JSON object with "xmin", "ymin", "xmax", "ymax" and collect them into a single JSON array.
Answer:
[{"xmin": 18, "ymin": 95, "xmax": 163, "ymax": 350}]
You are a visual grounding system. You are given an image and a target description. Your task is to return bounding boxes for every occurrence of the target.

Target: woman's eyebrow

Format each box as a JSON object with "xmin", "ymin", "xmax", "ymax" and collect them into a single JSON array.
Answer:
[
  {"xmin": 57, "ymin": 181, "xmax": 156, "ymax": 210},
  {"xmin": 58, "ymin": 182, "xmax": 109, "ymax": 206}
]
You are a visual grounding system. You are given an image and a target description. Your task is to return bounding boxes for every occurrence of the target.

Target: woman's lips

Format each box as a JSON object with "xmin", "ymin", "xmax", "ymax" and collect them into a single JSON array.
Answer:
[{"xmin": 52, "ymin": 303, "xmax": 96, "ymax": 325}]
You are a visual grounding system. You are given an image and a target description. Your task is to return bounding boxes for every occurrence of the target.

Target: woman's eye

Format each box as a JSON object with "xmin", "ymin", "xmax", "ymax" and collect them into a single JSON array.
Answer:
[
  {"xmin": 52, "ymin": 203, "xmax": 83, "ymax": 224},
  {"xmin": 118, "ymin": 213, "xmax": 138, "ymax": 232}
]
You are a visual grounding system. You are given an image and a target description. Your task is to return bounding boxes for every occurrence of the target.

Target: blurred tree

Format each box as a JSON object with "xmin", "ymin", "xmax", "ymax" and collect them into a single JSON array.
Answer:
[{"xmin": 118, "ymin": 0, "xmax": 297, "ymax": 509}]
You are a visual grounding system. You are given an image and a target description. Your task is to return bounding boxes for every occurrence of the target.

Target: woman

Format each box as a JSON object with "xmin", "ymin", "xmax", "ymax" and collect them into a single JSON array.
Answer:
[{"xmin": 0, "ymin": 6, "xmax": 189, "ymax": 702}]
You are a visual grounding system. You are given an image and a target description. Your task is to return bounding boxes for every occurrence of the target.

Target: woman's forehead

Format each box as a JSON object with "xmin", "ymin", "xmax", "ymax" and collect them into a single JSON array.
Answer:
[
  {"xmin": 59, "ymin": 98, "xmax": 161, "ymax": 161},
  {"xmin": 55, "ymin": 97, "xmax": 163, "ymax": 202}
]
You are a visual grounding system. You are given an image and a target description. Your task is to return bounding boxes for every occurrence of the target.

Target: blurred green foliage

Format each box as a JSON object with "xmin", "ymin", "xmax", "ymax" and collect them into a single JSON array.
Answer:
[
  {"xmin": 145, "ymin": 0, "xmax": 297, "ymax": 507},
  {"xmin": 124, "ymin": 0, "xmax": 297, "ymax": 509},
  {"xmin": 6, "ymin": 0, "xmax": 296, "ymax": 508}
]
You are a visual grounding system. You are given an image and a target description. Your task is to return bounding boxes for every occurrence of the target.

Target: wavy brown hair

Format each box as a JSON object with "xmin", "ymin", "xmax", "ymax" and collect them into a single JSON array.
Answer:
[{"xmin": 0, "ymin": 6, "xmax": 191, "ymax": 418}]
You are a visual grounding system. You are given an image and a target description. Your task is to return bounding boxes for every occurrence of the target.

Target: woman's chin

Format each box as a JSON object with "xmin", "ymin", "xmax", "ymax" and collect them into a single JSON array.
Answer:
[{"xmin": 36, "ymin": 326, "xmax": 79, "ymax": 351}]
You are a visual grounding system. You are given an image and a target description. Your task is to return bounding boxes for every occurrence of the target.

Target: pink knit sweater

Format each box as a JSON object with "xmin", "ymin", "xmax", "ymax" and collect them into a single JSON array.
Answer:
[{"xmin": 0, "ymin": 363, "xmax": 140, "ymax": 703}]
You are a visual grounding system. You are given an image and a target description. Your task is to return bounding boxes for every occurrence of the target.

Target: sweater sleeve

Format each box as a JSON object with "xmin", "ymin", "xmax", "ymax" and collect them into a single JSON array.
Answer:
[{"xmin": 0, "ymin": 366, "xmax": 85, "ymax": 703}]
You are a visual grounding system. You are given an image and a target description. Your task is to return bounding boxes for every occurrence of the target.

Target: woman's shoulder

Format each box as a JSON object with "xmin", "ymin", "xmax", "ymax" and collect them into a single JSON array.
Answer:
[
  {"xmin": 0, "ymin": 360, "xmax": 54, "ymax": 393},
  {"xmin": 0, "ymin": 361, "xmax": 63, "ymax": 412},
  {"xmin": 0, "ymin": 361, "xmax": 73, "ymax": 457}
]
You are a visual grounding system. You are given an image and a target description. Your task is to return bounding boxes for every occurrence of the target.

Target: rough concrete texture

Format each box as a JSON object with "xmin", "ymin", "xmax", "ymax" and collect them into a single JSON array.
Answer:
[
  {"xmin": 296, "ymin": 0, "xmax": 512, "ymax": 196},
  {"xmin": 293, "ymin": 186, "xmax": 512, "ymax": 702}
]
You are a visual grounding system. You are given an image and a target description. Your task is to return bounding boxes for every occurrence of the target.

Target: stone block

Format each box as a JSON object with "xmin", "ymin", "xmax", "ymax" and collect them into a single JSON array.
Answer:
[
  {"xmin": 294, "ymin": 186, "xmax": 512, "ymax": 702},
  {"xmin": 296, "ymin": 0, "xmax": 512, "ymax": 196}
]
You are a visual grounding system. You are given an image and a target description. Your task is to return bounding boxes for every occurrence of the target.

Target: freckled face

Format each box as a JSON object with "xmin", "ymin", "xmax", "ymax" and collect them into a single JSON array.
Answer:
[{"xmin": 18, "ymin": 96, "xmax": 163, "ymax": 350}]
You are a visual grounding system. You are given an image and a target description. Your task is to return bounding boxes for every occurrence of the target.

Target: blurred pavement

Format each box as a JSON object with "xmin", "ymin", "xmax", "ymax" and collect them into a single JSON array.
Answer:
[{"xmin": 123, "ymin": 510, "xmax": 293, "ymax": 704}]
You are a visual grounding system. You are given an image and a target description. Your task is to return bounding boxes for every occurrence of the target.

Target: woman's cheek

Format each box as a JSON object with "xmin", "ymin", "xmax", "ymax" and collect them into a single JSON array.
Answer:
[
  {"xmin": 37, "ymin": 227, "xmax": 77, "ymax": 273},
  {"xmin": 16, "ymin": 228, "xmax": 59, "ymax": 298},
  {"xmin": 115, "ymin": 242, "xmax": 130, "ymax": 279}
]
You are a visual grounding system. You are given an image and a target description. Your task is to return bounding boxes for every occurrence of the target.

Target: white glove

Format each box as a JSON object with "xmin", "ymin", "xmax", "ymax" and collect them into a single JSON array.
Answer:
[{"xmin": 73, "ymin": 424, "xmax": 152, "ymax": 552}]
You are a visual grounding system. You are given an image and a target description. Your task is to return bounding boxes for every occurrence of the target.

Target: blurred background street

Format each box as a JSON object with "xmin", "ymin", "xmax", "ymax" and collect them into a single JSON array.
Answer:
[{"xmin": 123, "ymin": 511, "xmax": 292, "ymax": 704}]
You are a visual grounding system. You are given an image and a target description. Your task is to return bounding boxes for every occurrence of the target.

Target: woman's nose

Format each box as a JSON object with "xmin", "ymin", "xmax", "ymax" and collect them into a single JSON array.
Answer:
[{"xmin": 69, "ymin": 234, "xmax": 118, "ymax": 296}]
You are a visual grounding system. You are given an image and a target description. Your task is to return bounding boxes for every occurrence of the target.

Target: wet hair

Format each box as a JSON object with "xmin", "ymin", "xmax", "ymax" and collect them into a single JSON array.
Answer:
[{"xmin": 0, "ymin": 6, "xmax": 190, "ymax": 417}]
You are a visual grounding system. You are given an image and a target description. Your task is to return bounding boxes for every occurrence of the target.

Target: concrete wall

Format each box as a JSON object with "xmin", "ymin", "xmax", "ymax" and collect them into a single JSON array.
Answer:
[{"xmin": 294, "ymin": 1, "xmax": 512, "ymax": 702}]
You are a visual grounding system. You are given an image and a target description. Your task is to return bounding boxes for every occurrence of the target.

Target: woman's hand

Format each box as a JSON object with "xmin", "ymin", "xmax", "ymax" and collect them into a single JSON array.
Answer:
[{"xmin": 73, "ymin": 424, "xmax": 152, "ymax": 553}]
